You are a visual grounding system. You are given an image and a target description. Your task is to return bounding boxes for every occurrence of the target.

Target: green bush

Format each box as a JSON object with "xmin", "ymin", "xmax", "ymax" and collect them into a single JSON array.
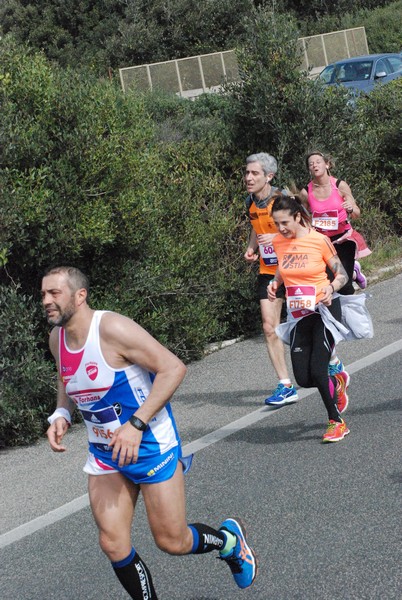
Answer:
[
  {"xmin": 99, "ymin": 136, "xmax": 258, "ymax": 353},
  {"xmin": 1, "ymin": 1, "xmax": 396, "ymax": 74},
  {"xmin": 296, "ymin": 0, "xmax": 402, "ymax": 53},
  {"xmin": 0, "ymin": 40, "xmax": 258, "ymax": 446},
  {"xmin": 0, "ymin": 284, "xmax": 56, "ymax": 447},
  {"xmin": 0, "ymin": 0, "xmax": 253, "ymax": 74},
  {"xmin": 227, "ymin": 10, "xmax": 355, "ymax": 174},
  {"xmin": 0, "ymin": 37, "xmax": 257, "ymax": 360},
  {"xmin": 361, "ymin": 0, "xmax": 402, "ymax": 53},
  {"xmin": 350, "ymin": 79, "xmax": 402, "ymax": 239}
]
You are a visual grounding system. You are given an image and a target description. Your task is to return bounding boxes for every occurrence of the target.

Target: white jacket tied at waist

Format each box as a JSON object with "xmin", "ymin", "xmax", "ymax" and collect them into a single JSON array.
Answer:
[{"xmin": 276, "ymin": 293, "xmax": 374, "ymax": 346}]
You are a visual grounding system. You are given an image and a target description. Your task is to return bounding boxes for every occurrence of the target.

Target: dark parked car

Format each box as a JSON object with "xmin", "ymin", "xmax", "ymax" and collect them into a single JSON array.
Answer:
[{"xmin": 319, "ymin": 53, "xmax": 402, "ymax": 93}]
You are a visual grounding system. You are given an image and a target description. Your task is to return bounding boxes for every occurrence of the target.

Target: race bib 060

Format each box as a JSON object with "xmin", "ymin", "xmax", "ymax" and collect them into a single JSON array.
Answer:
[{"xmin": 259, "ymin": 243, "xmax": 278, "ymax": 266}]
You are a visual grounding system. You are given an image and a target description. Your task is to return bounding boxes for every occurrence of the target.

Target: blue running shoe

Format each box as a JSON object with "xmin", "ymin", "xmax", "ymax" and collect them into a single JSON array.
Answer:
[
  {"xmin": 328, "ymin": 360, "xmax": 345, "ymax": 377},
  {"xmin": 219, "ymin": 518, "xmax": 257, "ymax": 589},
  {"xmin": 264, "ymin": 383, "xmax": 298, "ymax": 406}
]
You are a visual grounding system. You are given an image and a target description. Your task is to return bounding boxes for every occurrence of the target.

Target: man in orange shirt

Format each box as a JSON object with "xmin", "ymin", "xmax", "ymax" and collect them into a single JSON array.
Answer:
[{"xmin": 244, "ymin": 153, "xmax": 298, "ymax": 406}]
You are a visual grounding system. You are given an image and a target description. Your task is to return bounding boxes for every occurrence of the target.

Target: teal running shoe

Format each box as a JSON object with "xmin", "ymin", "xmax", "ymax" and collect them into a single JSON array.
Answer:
[
  {"xmin": 219, "ymin": 518, "xmax": 257, "ymax": 589},
  {"xmin": 328, "ymin": 360, "xmax": 345, "ymax": 377}
]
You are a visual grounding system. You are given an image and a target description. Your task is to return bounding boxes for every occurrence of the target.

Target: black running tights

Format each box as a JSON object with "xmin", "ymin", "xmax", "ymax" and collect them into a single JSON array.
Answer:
[
  {"xmin": 327, "ymin": 239, "xmax": 355, "ymax": 295},
  {"xmin": 289, "ymin": 304, "xmax": 341, "ymax": 421}
]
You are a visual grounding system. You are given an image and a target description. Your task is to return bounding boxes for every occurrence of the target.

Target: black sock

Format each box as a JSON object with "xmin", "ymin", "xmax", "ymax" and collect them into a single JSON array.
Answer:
[
  {"xmin": 112, "ymin": 547, "xmax": 158, "ymax": 599},
  {"xmin": 188, "ymin": 523, "xmax": 227, "ymax": 554}
]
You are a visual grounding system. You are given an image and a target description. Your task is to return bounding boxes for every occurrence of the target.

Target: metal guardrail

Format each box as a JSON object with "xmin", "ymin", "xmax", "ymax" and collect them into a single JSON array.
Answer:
[{"xmin": 119, "ymin": 27, "xmax": 368, "ymax": 98}]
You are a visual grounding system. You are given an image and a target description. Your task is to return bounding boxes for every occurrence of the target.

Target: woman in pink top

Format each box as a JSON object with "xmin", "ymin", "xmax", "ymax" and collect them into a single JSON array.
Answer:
[{"xmin": 300, "ymin": 151, "xmax": 370, "ymax": 295}]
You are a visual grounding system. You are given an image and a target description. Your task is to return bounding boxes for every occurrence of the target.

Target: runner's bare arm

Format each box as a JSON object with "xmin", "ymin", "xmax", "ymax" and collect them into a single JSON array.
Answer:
[
  {"xmin": 100, "ymin": 313, "xmax": 187, "ymax": 466},
  {"xmin": 257, "ymin": 232, "xmax": 276, "ymax": 245},
  {"xmin": 46, "ymin": 328, "xmax": 75, "ymax": 452},
  {"xmin": 299, "ymin": 188, "xmax": 310, "ymax": 209},
  {"xmin": 244, "ymin": 228, "xmax": 259, "ymax": 262},
  {"xmin": 327, "ymin": 255, "xmax": 348, "ymax": 290},
  {"xmin": 267, "ymin": 269, "xmax": 283, "ymax": 302},
  {"xmin": 338, "ymin": 181, "xmax": 360, "ymax": 218},
  {"xmin": 321, "ymin": 255, "xmax": 349, "ymax": 305}
]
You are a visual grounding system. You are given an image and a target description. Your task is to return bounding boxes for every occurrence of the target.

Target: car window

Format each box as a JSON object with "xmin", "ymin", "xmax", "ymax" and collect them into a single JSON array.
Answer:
[
  {"xmin": 387, "ymin": 57, "xmax": 402, "ymax": 73},
  {"xmin": 319, "ymin": 65, "xmax": 335, "ymax": 84},
  {"xmin": 375, "ymin": 59, "xmax": 391, "ymax": 75},
  {"xmin": 340, "ymin": 63, "xmax": 357, "ymax": 82},
  {"xmin": 354, "ymin": 61, "xmax": 372, "ymax": 81}
]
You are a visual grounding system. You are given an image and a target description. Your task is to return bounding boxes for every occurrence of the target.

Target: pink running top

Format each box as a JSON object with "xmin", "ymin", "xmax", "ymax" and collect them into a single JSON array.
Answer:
[{"xmin": 307, "ymin": 176, "xmax": 351, "ymax": 237}]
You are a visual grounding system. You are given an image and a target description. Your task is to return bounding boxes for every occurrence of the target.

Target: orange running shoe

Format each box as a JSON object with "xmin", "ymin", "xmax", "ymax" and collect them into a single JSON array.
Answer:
[
  {"xmin": 335, "ymin": 371, "xmax": 350, "ymax": 414},
  {"xmin": 322, "ymin": 419, "xmax": 350, "ymax": 443}
]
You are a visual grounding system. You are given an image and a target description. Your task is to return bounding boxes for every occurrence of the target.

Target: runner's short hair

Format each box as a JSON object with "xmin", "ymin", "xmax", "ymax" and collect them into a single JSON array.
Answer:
[
  {"xmin": 43, "ymin": 266, "xmax": 89, "ymax": 297},
  {"xmin": 246, "ymin": 153, "xmax": 278, "ymax": 176}
]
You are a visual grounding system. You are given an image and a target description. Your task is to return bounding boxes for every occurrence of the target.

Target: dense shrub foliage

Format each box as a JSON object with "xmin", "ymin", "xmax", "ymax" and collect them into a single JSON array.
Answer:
[
  {"xmin": 0, "ymin": 39, "xmax": 257, "ymax": 444},
  {"xmin": 361, "ymin": 0, "xmax": 402, "ymax": 53},
  {"xmin": 0, "ymin": 285, "xmax": 56, "ymax": 447},
  {"xmin": 0, "ymin": 39, "xmax": 256, "ymax": 346},
  {"xmin": 0, "ymin": 0, "xmax": 253, "ymax": 74},
  {"xmin": 0, "ymin": 1, "xmax": 398, "ymax": 74},
  {"xmin": 295, "ymin": 0, "xmax": 401, "ymax": 51},
  {"xmin": 0, "ymin": 3, "xmax": 401, "ymax": 446}
]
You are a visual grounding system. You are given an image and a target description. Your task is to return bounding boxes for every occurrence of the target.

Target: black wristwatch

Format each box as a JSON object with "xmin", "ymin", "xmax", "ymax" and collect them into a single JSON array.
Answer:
[{"xmin": 129, "ymin": 415, "xmax": 147, "ymax": 431}]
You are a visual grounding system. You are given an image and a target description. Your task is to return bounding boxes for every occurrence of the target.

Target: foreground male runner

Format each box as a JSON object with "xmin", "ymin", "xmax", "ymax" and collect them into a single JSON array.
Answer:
[{"xmin": 42, "ymin": 266, "xmax": 257, "ymax": 598}]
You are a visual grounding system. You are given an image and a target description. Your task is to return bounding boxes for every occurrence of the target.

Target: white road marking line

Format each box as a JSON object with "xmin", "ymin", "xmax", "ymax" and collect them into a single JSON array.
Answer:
[{"xmin": 1, "ymin": 338, "xmax": 401, "ymax": 550}]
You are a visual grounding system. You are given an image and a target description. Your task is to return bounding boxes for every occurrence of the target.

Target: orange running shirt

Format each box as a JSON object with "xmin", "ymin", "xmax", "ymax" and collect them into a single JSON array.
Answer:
[
  {"xmin": 272, "ymin": 229, "xmax": 337, "ymax": 304},
  {"xmin": 248, "ymin": 196, "xmax": 278, "ymax": 275}
]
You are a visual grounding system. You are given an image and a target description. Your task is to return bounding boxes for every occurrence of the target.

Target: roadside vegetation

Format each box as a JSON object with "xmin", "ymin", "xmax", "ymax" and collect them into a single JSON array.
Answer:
[{"xmin": 0, "ymin": 1, "xmax": 400, "ymax": 446}]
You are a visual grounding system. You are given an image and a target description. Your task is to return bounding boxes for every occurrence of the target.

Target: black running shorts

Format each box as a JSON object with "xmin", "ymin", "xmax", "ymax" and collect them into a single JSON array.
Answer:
[{"xmin": 257, "ymin": 273, "xmax": 286, "ymax": 300}]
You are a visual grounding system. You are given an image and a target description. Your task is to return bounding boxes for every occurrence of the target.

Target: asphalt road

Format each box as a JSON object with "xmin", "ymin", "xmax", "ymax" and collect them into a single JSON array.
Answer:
[{"xmin": 1, "ymin": 274, "xmax": 401, "ymax": 600}]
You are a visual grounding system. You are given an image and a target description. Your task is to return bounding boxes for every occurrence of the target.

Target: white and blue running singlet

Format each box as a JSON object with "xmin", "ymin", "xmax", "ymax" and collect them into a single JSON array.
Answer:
[{"xmin": 59, "ymin": 311, "xmax": 183, "ymax": 482}]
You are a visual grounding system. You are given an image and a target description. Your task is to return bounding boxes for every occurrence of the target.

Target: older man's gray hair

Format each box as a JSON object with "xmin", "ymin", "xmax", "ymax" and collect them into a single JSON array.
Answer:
[{"xmin": 246, "ymin": 153, "xmax": 278, "ymax": 176}]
